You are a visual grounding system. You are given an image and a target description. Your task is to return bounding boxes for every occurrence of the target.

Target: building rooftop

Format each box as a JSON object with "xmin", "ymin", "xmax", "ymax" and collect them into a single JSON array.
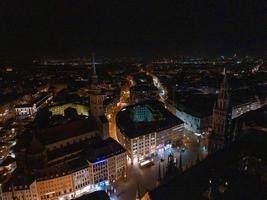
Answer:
[
  {"xmin": 84, "ymin": 137, "xmax": 126, "ymax": 163},
  {"xmin": 15, "ymin": 92, "xmax": 52, "ymax": 108},
  {"xmin": 116, "ymin": 100, "xmax": 183, "ymax": 138},
  {"xmin": 2, "ymin": 171, "xmax": 34, "ymax": 192},
  {"xmin": 174, "ymin": 93, "xmax": 217, "ymax": 118},
  {"xmin": 130, "ymin": 85, "xmax": 158, "ymax": 93},
  {"xmin": 132, "ymin": 72, "xmax": 153, "ymax": 85},
  {"xmin": 40, "ymin": 117, "xmax": 98, "ymax": 145},
  {"xmin": 74, "ymin": 191, "xmax": 110, "ymax": 200},
  {"xmin": 231, "ymin": 86, "xmax": 267, "ymax": 107},
  {"xmin": 46, "ymin": 140, "xmax": 88, "ymax": 163}
]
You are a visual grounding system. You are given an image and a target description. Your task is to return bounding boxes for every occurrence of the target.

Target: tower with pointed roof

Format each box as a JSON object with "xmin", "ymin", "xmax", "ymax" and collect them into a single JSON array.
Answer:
[
  {"xmin": 90, "ymin": 53, "xmax": 98, "ymax": 88},
  {"xmin": 209, "ymin": 69, "xmax": 232, "ymax": 154}
]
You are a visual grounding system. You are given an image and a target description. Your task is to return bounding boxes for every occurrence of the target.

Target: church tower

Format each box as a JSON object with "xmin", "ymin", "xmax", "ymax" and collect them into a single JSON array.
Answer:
[
  {"xmin": 89, "ymin": 93, "xmax": 106, "ymax": 118},
  {"xmin": 208, "ymin": 70, "xmax": 232, "ymax": 154},
  {"xmin": 90, "ymin": 53, "xmax": 98, "ymax": 87}
]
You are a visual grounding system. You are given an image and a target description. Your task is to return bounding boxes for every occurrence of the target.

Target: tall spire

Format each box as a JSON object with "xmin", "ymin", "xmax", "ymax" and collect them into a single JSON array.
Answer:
[
  {"xmin": 216, "ymin": 69, "xmax": 230, "ymax": 110},
  {"xmin": 209, "ymin": 69, "xmax": 232, "ymax": 154},
  {"xmin": 92, "ymin": 53, "xmax": 96, "ymax": 75},
  {"xmin": 221, "ymin": 68, "xmax": 229, "ymax": 91},
  {"xmin": 91, "ymin": 53, "xmax": 98, "ymax": 86}
]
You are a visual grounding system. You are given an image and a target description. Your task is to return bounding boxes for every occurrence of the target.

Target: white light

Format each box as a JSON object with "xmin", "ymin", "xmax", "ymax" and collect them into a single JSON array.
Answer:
[
  {"xmin": 194, "ymin": 133, "xmax": 201, "ymax": 136},
  {"xmin": 139, "ymin": 159, "xmax": 153, "ymax": 167}
]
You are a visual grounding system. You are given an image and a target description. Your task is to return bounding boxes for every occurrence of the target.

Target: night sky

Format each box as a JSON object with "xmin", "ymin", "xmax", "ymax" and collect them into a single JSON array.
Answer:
[{"xmin": 0, "ymin": 0, "xmax": 266, "ymax": 58}]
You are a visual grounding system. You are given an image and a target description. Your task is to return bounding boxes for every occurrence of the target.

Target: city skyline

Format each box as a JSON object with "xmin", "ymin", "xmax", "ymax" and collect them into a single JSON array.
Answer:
[{"xmin": 0, "ymin": 1, "xmax": 266, "ymax": 200}]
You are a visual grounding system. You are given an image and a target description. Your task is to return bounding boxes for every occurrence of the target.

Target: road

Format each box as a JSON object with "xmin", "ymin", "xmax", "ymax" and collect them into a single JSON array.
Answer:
[{"xmin": 105, "ymin": 77, "xmax": 132, "ymax": 141}]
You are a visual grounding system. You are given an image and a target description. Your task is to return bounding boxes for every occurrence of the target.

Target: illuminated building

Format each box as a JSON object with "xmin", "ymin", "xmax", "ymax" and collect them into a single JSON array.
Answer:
[
  {"xmin": 36, "ymin": 174, "xmax": 74, "ymax": 200},
  {"xmin": 85, "ymin": 138, "xmax": 127, "ymax": 184},
  {"xmin": 2, "ymin": 117, "xmax": 125, "ymax": 200},
  {"xmin": 116, "ymin": 100, "xmax": 184, "ymax": 164},
  {"xmin": 171, "ymin": 87, "xmax": 267, "ymax": 134},
  {"xmin": 0, "ymin": 130, "xmax": 17, "ymax": 183},
  {"xmin": 232, "ymin": 88, "xmax": 267, "ymax": 119},
  {"xmin": 2, "ymin": 183, "xmax": 36, "ymax": 200},
  {"xmin": 72, "ymin": 166, "xmax": 92, "ymax": 192},
  {"xmin": 131, "ymin": 105, "xmax": 153, "ymax": 122},
  {"xmin": 48, "ymin": 103, "xmax": 89, "ymax": 116},
  {"xmin": 14, "ymin": 92, "xmax": 53, "ymax": 118},
  {"xmin": 166, "ymin": 93, "xmax": 217, "ymax": 133},
  {"xmin": 2, "ymin": 174, "xmax": 74, "ymax": 200}
]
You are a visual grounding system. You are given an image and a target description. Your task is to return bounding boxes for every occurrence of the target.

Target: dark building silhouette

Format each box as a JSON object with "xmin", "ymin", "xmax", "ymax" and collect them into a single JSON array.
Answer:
[
  {"xmin": 26, "ymin": 133, "xmax": 47, "ymax": 170},
  {"xmin": 209, "ymin": 71, "xmax": 232, "ymax": 153}
]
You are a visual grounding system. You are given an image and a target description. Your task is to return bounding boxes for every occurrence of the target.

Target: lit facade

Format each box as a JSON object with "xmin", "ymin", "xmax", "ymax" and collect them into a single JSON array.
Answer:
[
  {"xmin": 14, "ymin": 93, "xmax": 53, "ymax": 118},
  {"xmin": 88, "ymin": 152, "xmax": 127, "ymax": 184},
  {"xmin": 37, "ymin": 174, "xmax": 74, "ymax": 200},
  {"xmin": 2, "ymin": 183, "xmax": 36, "ymax": 200},
  {"xmin": 116, "ymin": 101, "xmax": 184, "ymax": 164},
  {"xmin": 117, "ymin": 123, "xmax": 183, "ymax": 163},
  {"xmin": 72, "ymin": 167, "xmax": 92, "ymax": 191},
  {"xmin": 49, "ymin": 103, "xmax": 89, "ymax": 116},
  {"xmin": 2, "ymin": 174, "xmax": 74, "ymax": 200},
  {"xmin": 175, "ymin": 109, "xmax": 211, "ymax": 133},
  {"xmin": 232, "ymin": 98, "xmax": 267, "ymax": 119},
  {"xmin": 2, "ymin": 138, "xmax": 126, "ymax": 200}
]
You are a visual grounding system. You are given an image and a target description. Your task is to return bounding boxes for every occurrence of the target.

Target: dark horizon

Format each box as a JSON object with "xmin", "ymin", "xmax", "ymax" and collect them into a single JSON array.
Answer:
[{"xmin": 0, "ymin": 0, "xmax": 266, "ymax": 59}]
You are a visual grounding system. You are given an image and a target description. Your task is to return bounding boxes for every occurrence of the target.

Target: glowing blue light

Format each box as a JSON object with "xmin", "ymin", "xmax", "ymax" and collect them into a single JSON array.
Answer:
[
  {"xmin": 99, "ymin": 181, "xmax": 105, "ymax": 187},
  {"xmin": 94, "ymin": 159, "xmax": 107, "ymax": 165}
]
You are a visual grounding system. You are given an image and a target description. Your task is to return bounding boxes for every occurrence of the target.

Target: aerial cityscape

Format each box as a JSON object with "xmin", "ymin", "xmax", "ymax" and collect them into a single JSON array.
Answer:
[{"xmin": 0, "ymin": 1, "xmax": 266, "ymax": 200}]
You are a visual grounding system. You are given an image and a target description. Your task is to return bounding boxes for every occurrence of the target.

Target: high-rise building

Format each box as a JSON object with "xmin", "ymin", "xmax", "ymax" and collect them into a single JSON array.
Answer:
[{"xmin": 208, "ymin": 71, "xmax": 232, "ymax": 153}]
